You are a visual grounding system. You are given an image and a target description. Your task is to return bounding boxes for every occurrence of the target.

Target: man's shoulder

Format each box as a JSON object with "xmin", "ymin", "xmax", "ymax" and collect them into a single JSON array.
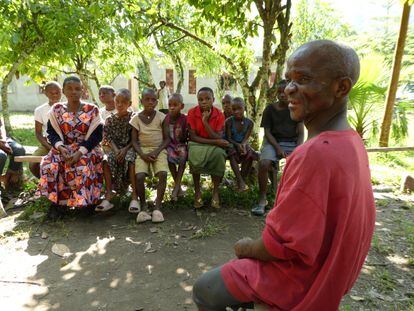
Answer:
[{"xmin": 35, "ymin": 102, "xmax": 51, "ymax": 112}]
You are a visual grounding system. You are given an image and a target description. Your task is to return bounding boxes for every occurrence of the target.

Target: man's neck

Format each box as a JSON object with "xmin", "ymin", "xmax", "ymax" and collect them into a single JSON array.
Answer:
[{"xmin": 306, "ymin": 102, "xmax": 351, "ymax": 139}]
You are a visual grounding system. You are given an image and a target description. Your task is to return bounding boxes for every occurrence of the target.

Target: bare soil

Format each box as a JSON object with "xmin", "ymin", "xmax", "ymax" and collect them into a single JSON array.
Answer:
[{"xmin": 0, "ymin": 188, "xmax": 413, "ymax": 311}]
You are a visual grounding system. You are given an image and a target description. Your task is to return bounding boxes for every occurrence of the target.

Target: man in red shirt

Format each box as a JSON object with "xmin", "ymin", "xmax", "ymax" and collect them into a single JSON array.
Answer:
[{"xmin": 192, "ymin": 40, "xmax": 376, "ymax": 310}]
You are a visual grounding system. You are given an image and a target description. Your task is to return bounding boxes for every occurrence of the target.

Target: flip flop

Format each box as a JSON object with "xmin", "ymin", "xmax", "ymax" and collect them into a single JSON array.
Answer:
[
  {"xmin": 211, "ymin": 199, "xmax": 221, "ymax": 209},
  {"xmin": 128, "ymin": 200, "xmax": 141, "ymax": 214},
  {"xmin": 136, "ymin": 211, "xmax": 152, "ymax": 223},
  {"xmin": 193, "ymin": 197, "xmax": 204, "ymax": 209},
  {"xmin": 251, "ymin": 204, "xmax": 266, "ymax": 216},
  {"xmin": 95, "ymin": 199, "xmax": 114, "ymax": 212},
  {"xmin": 151, "ymin": 210, "xmax": 165, "ymax": 223}
]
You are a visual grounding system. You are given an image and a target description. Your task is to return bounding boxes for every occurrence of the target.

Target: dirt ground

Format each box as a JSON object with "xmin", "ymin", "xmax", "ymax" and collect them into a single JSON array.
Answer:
[{"xmin": 0, "ymin": 187, "xmax": 413, "ymax": 311}]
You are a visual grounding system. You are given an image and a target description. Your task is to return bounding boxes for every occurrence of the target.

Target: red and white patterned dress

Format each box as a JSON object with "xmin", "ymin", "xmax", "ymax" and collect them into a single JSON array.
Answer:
[{"xmin": 38, "ymin": 103, "xmax": 103, "ymax": 208}]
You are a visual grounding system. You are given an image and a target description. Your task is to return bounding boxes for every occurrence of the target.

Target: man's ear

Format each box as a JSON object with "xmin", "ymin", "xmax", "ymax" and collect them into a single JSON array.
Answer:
[{"xmin": 336, "ymin": 77, "xmax": 353, "ymax": 98}]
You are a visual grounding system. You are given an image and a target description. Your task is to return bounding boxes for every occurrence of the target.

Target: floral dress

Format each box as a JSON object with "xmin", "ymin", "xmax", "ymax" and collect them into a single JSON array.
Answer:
[
  {"xmin": 38, "ymin": 103, "xmax": 103, "ymax": 208},
  {"xmin": 165, "ymin": 113, "xmax": 188, "ymax": 164},
  {"xmin": 104, "ymin": 111, "xmax": 136, "ymax": 192}
]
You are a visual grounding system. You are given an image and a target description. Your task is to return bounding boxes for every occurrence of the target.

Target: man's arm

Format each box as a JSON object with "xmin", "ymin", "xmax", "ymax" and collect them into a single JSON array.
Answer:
[
  {"xmin": 234, "ymin": 237, "xmax": 278, "ymax": 262},
  {"xmin": 35, "ymin": 121, "xmax": 52, "ymax": 150}
]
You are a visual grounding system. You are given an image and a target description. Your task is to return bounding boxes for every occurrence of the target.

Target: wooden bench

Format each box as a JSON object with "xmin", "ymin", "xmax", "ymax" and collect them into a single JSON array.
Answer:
[{"xmin": 14, "ymin": 145, "xmax": 42, "ymax": 163}]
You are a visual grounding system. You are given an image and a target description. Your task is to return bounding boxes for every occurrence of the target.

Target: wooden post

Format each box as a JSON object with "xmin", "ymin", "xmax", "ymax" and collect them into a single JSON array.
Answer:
[{"xmin": 379, "ymin": 1, "xmax": 411, "ymax": 147}]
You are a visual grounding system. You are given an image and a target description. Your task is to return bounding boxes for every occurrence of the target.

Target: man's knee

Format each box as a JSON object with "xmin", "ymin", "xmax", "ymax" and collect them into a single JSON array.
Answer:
[
  {"xmin": 0, "ymin": 151, "xmax": 7, "ymax": 163},
  {"xmin": 14, "ymin": 146, "xmax": 26, "ymax": 156}
]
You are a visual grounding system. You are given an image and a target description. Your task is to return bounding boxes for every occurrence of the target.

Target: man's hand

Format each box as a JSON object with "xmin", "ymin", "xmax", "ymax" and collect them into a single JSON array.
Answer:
[
  {"xmin": 234, "ymin": 237, "xmax": 253, "ymax": 259},
  {"xmin": 58, "ymin": 145, "xmax": 70, "ymax": 160},
  {"xmin": 0, "ymin": 140, "xmax": 12, "ymax": 154},
  {"xmin": 215, "ymin": 139, "xmax": 229, "ymax": 148},
  {"xmin": 239, "ymin": 143, "xmax": 247, "ymax": 155}
]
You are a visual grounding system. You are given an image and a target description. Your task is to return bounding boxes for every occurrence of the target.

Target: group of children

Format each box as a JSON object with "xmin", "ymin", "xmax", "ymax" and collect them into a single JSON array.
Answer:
[{"xmin": 33, "ymin": 78, "xmax": 302, "ymax": 222}]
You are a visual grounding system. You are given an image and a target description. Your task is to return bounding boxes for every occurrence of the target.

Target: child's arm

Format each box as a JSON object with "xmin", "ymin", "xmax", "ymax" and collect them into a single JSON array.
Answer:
[
  {"xmin": 240, "ymin": 119, "xmax": 254, "ymax": 145},
  {"xmin": 189, "ymin": 128, "xmax": 228, "ymax": 148},
  {"xmin": 225, "ymin": 119, "xmax": 240, "ymax": 146},
  {"xmin": 265, "ymin": 129, "xmax": 286, "ymax": 158},
  {"xmin": 148, "ymin": 120, "xmax": 170, "ymax": 157},
  {"xmin": 202, "ymin": 111, "xmax": 223, "ymax": 139},
  {"xmin": 35, "ymin": 121, "xmax": 52, "ymax": 150}
]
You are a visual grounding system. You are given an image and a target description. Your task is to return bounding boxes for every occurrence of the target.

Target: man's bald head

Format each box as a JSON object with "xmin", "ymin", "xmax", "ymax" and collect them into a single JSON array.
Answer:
[{"xmin": 289, "ymin": 40, "xmax": 360, "ymax": 86}]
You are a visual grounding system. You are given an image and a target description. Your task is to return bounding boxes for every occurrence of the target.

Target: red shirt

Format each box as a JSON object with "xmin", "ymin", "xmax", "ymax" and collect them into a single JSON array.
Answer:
[
  {"xmin": 187, "ymin": 106, "xmax": 225, "ymax": 138},
  {"xmin": 222, "ymin": 130, "xmax": 376, "ymax": 310}
]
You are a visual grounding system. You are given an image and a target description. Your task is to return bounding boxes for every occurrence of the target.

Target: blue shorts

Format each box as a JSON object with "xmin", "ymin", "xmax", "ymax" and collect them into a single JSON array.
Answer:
[{"xmin": 259, "ymin": 139, "xmax": 297, "ymax": 163}]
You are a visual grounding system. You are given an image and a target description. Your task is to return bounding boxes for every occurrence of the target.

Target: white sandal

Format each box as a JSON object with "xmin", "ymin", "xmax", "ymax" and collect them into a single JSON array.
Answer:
[
  {"xmin": 95, "ymin": 199, "xmax": 114, "ymax": 212},
  {"xmin": 136, "ymin": 211, "xmax": 152, "ymax": 223},
  {"xmin": 152, "ymin": 210, "xmax": 164, "ymax": 223},
  {"xmin": 128, "ymin": 200, "xmax": 141, "ymax": 214}
]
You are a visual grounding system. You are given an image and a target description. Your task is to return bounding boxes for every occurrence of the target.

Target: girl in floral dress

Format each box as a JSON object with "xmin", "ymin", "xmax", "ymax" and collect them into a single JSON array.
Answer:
[
  {"xmin": 96, "ymin": 89, "xmax": 137, "ymax": 212},
  {"xmin": 38, "ymin": 76, "xmax": 104, "ymax": 219}
]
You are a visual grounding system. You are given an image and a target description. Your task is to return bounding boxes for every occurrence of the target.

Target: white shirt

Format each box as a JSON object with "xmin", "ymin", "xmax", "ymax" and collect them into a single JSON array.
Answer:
[
  {"xmin": 100, "ymin": 107, "xmax": 117, "ymax": 121},
  {"xmin": 34, "ymin": 102, "xmax": 53, "ymax": 136},
  {"xmin": 158, "ymin": 88, "xmax": 169, "ymax": 110}
]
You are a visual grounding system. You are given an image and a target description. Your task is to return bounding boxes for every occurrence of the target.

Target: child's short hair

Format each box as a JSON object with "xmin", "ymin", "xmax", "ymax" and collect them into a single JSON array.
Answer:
[
  {"xmin": 116, "ymin": 88, "xmax": 131, "ymax": 101},
  {"xmin": 197, "ymin": 87, "xmax": 214, "ymax": 97},
  {"xmin": 232, "ymin": 97, "xmax": 245, "ymax": 107},
  {"xmin": 142, "ymin": 88, "xmax": 157, "ymax": 97},
  {"xmin": 99, "ymin": 85, "xmax": 115, "ymax": 93},
  {"xmin": 63, "ymin": 76, "xmax": 81, "ymax": 88},
  {"xmin": 170, "ymin": 93, "xmax": 184, "ymax": 103},
  {"xmin": 44, "ymin": 81, "xmax": 61, "ymax": 91}
]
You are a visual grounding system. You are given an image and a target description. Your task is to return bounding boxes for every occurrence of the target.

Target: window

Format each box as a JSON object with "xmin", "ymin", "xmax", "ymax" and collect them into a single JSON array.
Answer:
[{"xmin": 188, "ymin": 70, "xmax": 196, "ymax": 94}]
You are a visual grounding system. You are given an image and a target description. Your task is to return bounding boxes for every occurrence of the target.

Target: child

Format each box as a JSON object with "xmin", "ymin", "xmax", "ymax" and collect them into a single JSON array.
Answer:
[
  {"xmin": 225, "ymin": 97, "xmax": 257, "ymax": 192},
  {"xmin": 157, "ymin": 81, "xmax": 170, "ymax": 114},
  {"xmin": 221, "ymin": 94, "xmax": 233, "ymax": 119},
  {"xmin": 187, "ymin": 87, "xmax": 228, "ymax": 209},
  {"xmin": 29, "ymin": 81, "xmax": 62, "ymax": 178},
  {"xmin": 96, "ymin": 89, "xmax": 137, "ymax": 212},
  {"xmin": 165, "ymin": 93, "xmax": 188, "ymax": 201},
  {"xmin": 251, "ymin": 80, "xmax": 304, "ymax": 216},
  {"xmin": 130, "ymin": 88, "xmax": 170, "ymax": 223},
  {"xmin": 98, "ymin": 85, "xmax": 117, "ymax": 121}
]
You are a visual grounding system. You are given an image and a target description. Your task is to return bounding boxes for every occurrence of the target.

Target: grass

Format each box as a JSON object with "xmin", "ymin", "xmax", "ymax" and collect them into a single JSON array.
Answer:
[
  {"xmin": 190, "ymin": 216, "xmax": 228, "ymax": 239},
  {"xmin": 9, "ymin": 112, "xmax": 37, "ymax": 146}
]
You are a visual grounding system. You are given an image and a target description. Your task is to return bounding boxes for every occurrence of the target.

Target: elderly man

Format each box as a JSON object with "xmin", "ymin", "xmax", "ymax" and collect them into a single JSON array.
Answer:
[{"xmin": 192, "ymin": 40, "xmax": 376, "ymax": 310}]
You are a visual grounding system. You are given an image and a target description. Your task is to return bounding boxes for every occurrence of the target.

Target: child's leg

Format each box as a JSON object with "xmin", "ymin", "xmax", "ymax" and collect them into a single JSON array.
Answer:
[
  {"xmin": 271, "ymin": 161, "xmax": 280, "ymax": 194},
  {"xmin": 128, "ymin": 163, "xmax": 138, "ymax": 200},
  {"xmin": 229, "ymin": 155, "xmax": 246, "ymax": 191},
  {"xmin": 168, "ymin": 162, "xmax": 177, "ymax": 182},
  {"xmin": 211, "ymin": 175, "xmax": 223, "ymax": 204},
  {"xmin": 154, "ymin": 171, "xmax": 167, "ymax": 210},
  {"xmin": 103, "ymin": 160, "xmax": 113, "ymax": 200},
  {"xmin": 135, "ymin": 173, "xmax": 146, "ymax": 208},
  {"xmin": 193, "ymin": 173, "xmax": 202, "ymax": 201},
  {"xmin": 172, "ymin": 160, "xmax": 186, "ymax": 199},
  {"xmin": 240, "ymin": 158, "xmax": 253, "ymax": 181},
  {"xmin": 258, "ymin": 159, "xmax": 272, "ymax": 206}
]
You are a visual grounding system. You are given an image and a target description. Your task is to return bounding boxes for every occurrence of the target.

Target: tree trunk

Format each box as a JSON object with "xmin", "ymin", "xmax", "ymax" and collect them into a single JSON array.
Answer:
[
  {"xmin": 136, "ymin": 46, "xmax": 156, "ymax": 89},
  {"xmin": 79, "ymin": 72, "xmax": 97, "ymax": 103},
  {"xmin": 1, "ymin": 53, "xmax": 30, "ymax": 136},
  {"xmin": 172, "ymin": 54, "xmax": 184, "ymax": 94},
  {"xmin": 379, "ymin": 1, "xmax": 411, "ymax": 147}
]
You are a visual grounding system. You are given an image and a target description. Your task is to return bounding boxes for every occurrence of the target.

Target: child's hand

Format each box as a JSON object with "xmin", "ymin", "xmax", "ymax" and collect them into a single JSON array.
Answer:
[
  {"xmin": 202, "ymin": 110, "xmax": 211, "ymax": 123},
  {"xmin": 65, "ymin": 151, "xmax": 82, "ymax": 166},
  {"xmin": 216, "ymin": 139, "xmax": 229, "ymax": 148},
  {"xmin": 276, "ymin": 146, "xmax": 287, "ymax": 158},
  {"xmin": 116, "ymin": 148, "xmax": 127, "ymax": 163},
  {"xmin": 0, "ymin": 140, "xmax": 12, "ymax": 154},
  {"xmin": 141, "ymin": 153, "xmax": 156, "ymax": 163},
  {"xmin": 240, "ymin": 144, "xmax": 247, "ymax": 155},
  {"xmin": 58, "ymin": 145, "xmax": 70, "ymax": 161}
]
